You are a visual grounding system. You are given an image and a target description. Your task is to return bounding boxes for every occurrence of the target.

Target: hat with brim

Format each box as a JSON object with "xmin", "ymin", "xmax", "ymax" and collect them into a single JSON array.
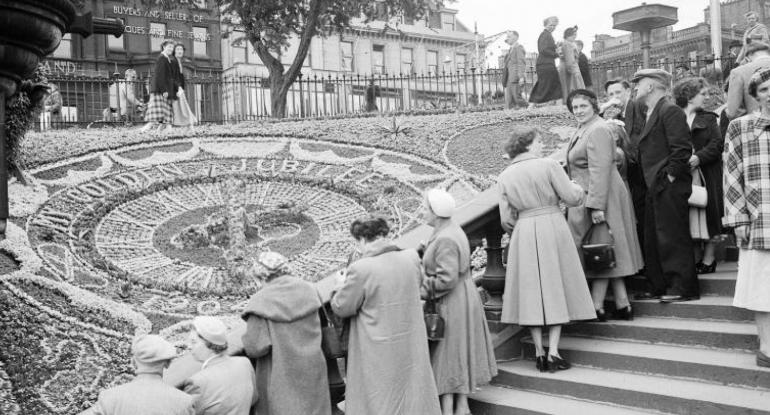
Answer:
[
  {"xmin": 193, "ymin": 316, "xmax": 228, "ymax": 347},
  {"xmin": 631, "ymin": 68, "xmax": 672, "ymax": 86},
  {"xmin": 132, "ymin": 334, "xmax": 177, "ymax": 364},
  {"xmin": 749, "ymin": 67, "xmax": 770, "ymax": 97}
]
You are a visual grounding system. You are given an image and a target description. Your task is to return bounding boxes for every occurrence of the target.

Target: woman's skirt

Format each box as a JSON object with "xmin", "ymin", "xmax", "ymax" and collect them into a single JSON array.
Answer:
[
  {"xmin": 172, "ymin": 93, "xmax": 198, "ymax": 127},
  {"xmin": 145, "ymin": 93, "xmax": 173, "ymax": 123},
  {"xmin": 734, "ymin": 248, "xmax": 770, "ymax": 312},
  {"xmin": 529, "ymin": 63, "xmax": 563, "ymax": 104}
]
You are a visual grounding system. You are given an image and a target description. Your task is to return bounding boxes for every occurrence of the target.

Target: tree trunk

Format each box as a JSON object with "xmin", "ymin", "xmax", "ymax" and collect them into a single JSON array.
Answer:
[{"xmin": 270, "ymin": 85, "xmax": 289, "ymax": 118}]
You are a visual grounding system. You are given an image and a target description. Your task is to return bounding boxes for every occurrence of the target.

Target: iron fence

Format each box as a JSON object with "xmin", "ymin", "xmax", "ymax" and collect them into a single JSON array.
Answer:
[{"xmin": 36, "ymin": 55, "xmax": 737, "ymax": 130}]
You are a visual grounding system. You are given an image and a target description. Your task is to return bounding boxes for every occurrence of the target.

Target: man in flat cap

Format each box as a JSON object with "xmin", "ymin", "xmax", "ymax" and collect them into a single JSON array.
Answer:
[
  {"xmin": 181, "ymin": 316, "xmax": 257, "ymax": 415},
  {"xmin": 632, "ymin": 68, "xmax": 700, "ymax": 302},
  {"xmin": 727, "ymin": 41, "xmax": 770, "ymax": 120},
  {"xmin": 81, "ymin": 335, "xmax": 194, "ymax": 415}
]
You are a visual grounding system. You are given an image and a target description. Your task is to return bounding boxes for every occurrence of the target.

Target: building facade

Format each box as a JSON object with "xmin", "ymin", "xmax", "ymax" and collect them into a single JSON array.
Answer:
[{"xmin": 219, "ymin": 8, "xmax": 484, "ymax": 117}]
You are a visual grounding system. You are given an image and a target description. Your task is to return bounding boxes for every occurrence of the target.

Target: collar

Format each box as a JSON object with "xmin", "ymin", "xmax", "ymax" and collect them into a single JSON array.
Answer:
[
  {"xmin": 133, "ymin": 372, "xmax": 163, "ymax": 380},
  {"xmin": 753, "ymin": 113, "xmax": 770, "ymax": 133},
  {"xmin": 201, "ymin": 354, "xmax": 225, "ymax": 370},
  {"xmin": 361, "ymin": 239, "xmax": 401, "ymax": 258},
  {"xmin": 511, "ymin": 152, "xmax": 538, "ymax": 164}
]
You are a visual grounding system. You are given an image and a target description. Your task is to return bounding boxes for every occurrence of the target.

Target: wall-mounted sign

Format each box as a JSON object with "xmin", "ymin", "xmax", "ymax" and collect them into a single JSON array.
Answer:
[
  {"xmin": 113, "ymin": 6, "xmax": 208, "ymax": 23},
  {"xmin": 40, "ymin": 60, "xmax": 80, "ymax": 76}
]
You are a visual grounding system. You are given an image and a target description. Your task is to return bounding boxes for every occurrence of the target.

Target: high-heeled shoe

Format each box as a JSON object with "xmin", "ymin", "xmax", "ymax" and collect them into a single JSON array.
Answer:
[
  {"xmin": 696, "ymin": 261, "xmax": 717, "ymax": 274},
  {"xmin": 614, "ymin": 306, "xmax": 634, "ymax": 321},
  {"xmin": 548, "ymin": 354, "xmax": 571, "ymax": 372},
  {"xmin": 594, "ymin": 308, "xmax": 607, "ymax": 322},
  {"xmin": 535, "ymin": 355, "xmax": 548, "ymax": 372}
]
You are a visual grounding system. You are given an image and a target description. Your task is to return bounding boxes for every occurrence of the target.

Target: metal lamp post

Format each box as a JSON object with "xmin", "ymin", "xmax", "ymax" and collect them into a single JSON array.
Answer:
[{"xmin": 612, "ymin": 3, "xmax": 678, "ymax": 69}]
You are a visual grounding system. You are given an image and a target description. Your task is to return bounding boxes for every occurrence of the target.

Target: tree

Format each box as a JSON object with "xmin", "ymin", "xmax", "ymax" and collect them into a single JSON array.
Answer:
[{"xmin": 151, "ymin": 0, "xmax": 446, "ymax": 118}]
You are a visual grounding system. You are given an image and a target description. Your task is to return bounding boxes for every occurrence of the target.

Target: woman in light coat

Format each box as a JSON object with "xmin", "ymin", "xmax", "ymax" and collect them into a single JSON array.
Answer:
[
  {"xmin": 420, "ymin": 189, "xmax": 497, "ymax": 415},
  {"xmin": 565, "ymin": 89, "xmax": 644, "ymax": 321},
  {"xmin": 171, "ymin": 43, "xmax": 197, "ymax": 133},
  {"xmin": 241, "ymin": 252, "xmax": 330, "ymax": 415},
  {"xmin": 331, "ymin": 218, "xmax": 441, "ymax": 415},
  {"xmin": 498, "ymin": 127, "xmax": 596, "ymax": 372},
  {"xmin": 558, "ymin": 26, "xmax": 585, "ymax": 102}
]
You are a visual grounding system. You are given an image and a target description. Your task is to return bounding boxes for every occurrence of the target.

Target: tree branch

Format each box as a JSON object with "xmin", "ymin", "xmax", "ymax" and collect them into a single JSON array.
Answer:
[{"xmin": 282, "ymin": 0, "xmax": 323, "ymax": 89}]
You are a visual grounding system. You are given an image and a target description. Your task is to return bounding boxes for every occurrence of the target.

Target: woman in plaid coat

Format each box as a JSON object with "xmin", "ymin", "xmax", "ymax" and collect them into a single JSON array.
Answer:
[
  {"xmin": 723, "ymin": 67, "xmax": 770, "ymax": 368},
  {"xmin": 141, "ymin": 39, "xmax": 177, "ymax": 133}
]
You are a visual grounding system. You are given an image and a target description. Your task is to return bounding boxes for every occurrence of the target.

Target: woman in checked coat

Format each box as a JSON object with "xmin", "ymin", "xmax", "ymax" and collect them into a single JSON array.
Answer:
[
  {"xmin": 497, "ymin": 127, "xmax": 596, "ymax": 372},
  {"xmin": 420, "ymin": 189, "xmax": 497, "ymax": 415}
]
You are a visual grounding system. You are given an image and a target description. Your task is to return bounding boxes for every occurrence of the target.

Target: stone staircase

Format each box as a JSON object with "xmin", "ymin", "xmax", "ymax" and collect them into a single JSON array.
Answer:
[{"xmin": 469, "ymin": 262, "xmax": 770, "ymax": 414}]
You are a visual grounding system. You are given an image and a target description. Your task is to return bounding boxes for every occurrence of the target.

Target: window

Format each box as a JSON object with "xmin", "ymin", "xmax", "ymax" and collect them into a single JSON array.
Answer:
[
  {"xmin": 401, "ymin": 48, "xmax": 413, "ymax": 74},
  {"xmin": 373, "ymin": 44, "xmax": 385, "ymax": 74},
  {"xmin": 427, "ymin": 50, "xmax": 438, "ymax": 74},
  {"xmin": 341, "ymin": 41, "xmax": 353, "ymax": 71},
  {"xmin": 52, "ymin": 33, "xmax": 72, "ymax": 59},
  {"xmin": 193, "ymin": 27, "xmax": 209, "ymax": 56},
  {"xmin": 107, "ymin": 31, "xmax": 124, "ymax": 51},
  {"xmin": 456, "ymin": 53, "xmax": 466, "ymax": 71},
  {"xmin": 149, "ymin": 23, "xmax": 166, "ymax": 52},
  {"xmin": 232, "ymin": 32, "xmax": 247, "ymax": 63},
  {"xmin": 441, "ymin": 13, "xmax": 455, "ymax": 31},
  {"xmin": 428, "ymin": 11, "xmax": 442, "ymax": 29}
]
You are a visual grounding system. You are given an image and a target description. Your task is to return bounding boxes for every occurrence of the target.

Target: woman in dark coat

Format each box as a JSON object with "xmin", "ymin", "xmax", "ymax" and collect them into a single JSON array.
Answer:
[
  {"xmin": 529, "ymin": 16, "xmax": 563, "ymax": 105},
  {"xmin": 673, "ymin": 77, "xmax": 724, "ymax": 274},
  {"xmin": 141, "ymin": 39, "xmax": 177, "ymax": 133}
]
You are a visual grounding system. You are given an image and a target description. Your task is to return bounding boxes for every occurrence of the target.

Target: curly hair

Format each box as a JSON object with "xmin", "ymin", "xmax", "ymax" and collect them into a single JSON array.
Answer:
[
  {"xmin": 672, "ymin": 77, "xmax": 707, "ymax": 107},
  {"xmin": 504, "ymin": 127, "xmax": 541, "ymax": 159},
  {"xmin": 350, "ymin": 217, "xmax": 390, "ymax": 242},
  {"xmin": 566, "ymin": 89, "xmax": 600, "ymax": 114}
]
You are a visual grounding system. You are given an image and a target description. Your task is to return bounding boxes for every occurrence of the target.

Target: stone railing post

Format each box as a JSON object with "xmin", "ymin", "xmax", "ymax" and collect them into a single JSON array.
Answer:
[{"xmin": 481, "ymin": 221, "xmax": 506, "ymax": 321}]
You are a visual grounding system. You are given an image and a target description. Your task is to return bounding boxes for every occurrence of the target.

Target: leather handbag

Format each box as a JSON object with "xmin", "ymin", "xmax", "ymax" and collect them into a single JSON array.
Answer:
[
  {"xmin": 318, "ymin": 300, "xmax": 347, "ymax": 359},
  {"xmin": 581, "ymin": 222, "xmax": 617, "ymax": 272},
  {"xmin": 424, "ymin": 278, "xmax": 445, "ymax": 342},
  {"xmin": 688, "ymin": 168, "xmax": 708, "ymax": 208}
]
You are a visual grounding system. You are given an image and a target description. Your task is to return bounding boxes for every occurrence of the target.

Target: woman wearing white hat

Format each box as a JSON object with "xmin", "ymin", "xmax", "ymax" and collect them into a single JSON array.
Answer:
[
  {"xmin": 497, "ymin": 127, "xmax": 596, "ymax": 372},
  {"xmin": 241, "ymin": 252, "xmax": 330, "ymax": 415},
  {"xmin": 420, "ymin": 188, "xmax": 497, "ymax": 415}
]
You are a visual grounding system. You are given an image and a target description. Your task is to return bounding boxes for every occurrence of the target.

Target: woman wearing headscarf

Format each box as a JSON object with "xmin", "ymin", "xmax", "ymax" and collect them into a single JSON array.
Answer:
[
  {"xmin": 141, "ymin": 39, "xmax": 177, "ymax": 133},
  {"xmin": 558, "ymin": 26, "xmax": 585, "ymax": 102},
  {"xmin": 497, "ymin": 126, "xmax": 595, "ymax": 372},
  {"xmin": 420, "ymin": 189, "xmax": 497, "ymax": 415},
  {"xmin": 673, "ymin": 77, "xmax": 724, "ymax": 274},
  {"xmin": 331, "ymin": 218, "xmax": 440, "ymax": 415},
  {"xmin": 565, "ymin": 89, "xmax": 644, "ymax": 322},
  {"xmin": 241, "ymin": 252, "xmax": 330, "ymax": 415},
  {"xmin": 529, "ymin": 16, "xmax": 564, "ymax": 106},
  {"xmin": 722, "ymin": 67, "xmax": 770, "ymax": 368}
]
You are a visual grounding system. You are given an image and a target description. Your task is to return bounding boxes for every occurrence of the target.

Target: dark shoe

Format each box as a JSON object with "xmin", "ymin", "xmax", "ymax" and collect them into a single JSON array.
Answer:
[
  {"xmin": 635, "ymin": 292, "xmax": 661, "ymax": 300},
  {"xmin": 548, "ymin": 354, "xmax": 571, "ymax": 372},
  {"xmin": 757, "ymin": 351, "xmax": 770, "ymax": 368},
  {"xmin": 696, "ymin": 261, "xmax": 717, "ymax": 274},
  {"xmin": 660, "ymin": 295, "xmax": 699, "ymax": 303},
  {"xmin": 594, "ymin": 308, "xmax": 607, "ymax": 322},
  {"xmin": 614, "ymin": 306, "xmax": 634, "ymax": 321},
  {"xmin": 536, "ymin": 355, "xmax": 548, "ymax": 372}
]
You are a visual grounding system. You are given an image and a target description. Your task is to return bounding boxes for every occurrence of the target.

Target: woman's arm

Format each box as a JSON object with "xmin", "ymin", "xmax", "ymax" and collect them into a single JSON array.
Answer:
[
  {"xmin": 722, "ymin": 121, "xmax": 750, "ymax": 228},
  {"xmin": 497, "ymin": 181, "xmax": 517, "ymax": 233},
  {"xmin": 421, "ymin": 237, "xmax": 460, "ymax": 298},
  {"xmin": 694, "ymin": 114, "xmax": 723, "ymax": 166},
  {"xmin": 241, "ymin": 315, "xmax": 272, "ymax": 358},
  {"xmin": 585, "ymin": 123, "xmax": 614, "ymax": 211},
  {"xmin": 330, "ymin": 262, "xmax": 366, "ymax": 318},
  {"xmin": 549, "ymin": 158, "xmax": 585, "ymax": 206}
]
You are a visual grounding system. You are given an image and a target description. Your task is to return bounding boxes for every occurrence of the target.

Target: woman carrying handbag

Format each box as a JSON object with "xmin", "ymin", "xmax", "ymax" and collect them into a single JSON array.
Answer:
[
  {"xmin": 673, "ymin": 77, "xmax": 724, "ymax": 274},
  {"xmin": 565, "ymin": 89, "xmax": 644, "ymax": 322}
]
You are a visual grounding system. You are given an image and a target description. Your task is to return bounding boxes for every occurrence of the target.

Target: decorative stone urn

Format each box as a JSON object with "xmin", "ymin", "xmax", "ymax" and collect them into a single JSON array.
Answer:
[{"xmin": 0, "ymin": 0, "xmax": 123, "ymax": 234}]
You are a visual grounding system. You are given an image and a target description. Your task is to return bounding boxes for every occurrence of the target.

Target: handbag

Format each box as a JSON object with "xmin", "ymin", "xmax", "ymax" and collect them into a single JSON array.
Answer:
[
  {"xmin": 688, "ymin": 168, "xmax": 708, "ymax": 208},
  {"xmin": 318, "ymin": 300, "xmax": 347, "ymax": 359},
  {"xmin": 581, "ymin": 222, "xmax": 617, "ymax": 272},
  {"xmin": 424, "ymin": 278, "xmax": 445, "ymax": 342}
]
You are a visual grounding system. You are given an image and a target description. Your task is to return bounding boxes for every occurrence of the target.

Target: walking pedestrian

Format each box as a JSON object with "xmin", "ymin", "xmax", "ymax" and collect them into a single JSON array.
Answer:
[
  {"xmin": 576, "ymin": 40, "xmax": 592, "ymax": 89},
  {"xmin": 632, "ymin": 68, "xmax": 699, "ymax": 302},
  {"xmin": 502, "ymin": 30, "xmax": 528, "ymax": 109},
  {"xmin": 497, "ymin": 126, "xmax": 595, "ymax": 372},
  {"xmin": 565, "ymin": 89, "xmax": 643, "ymax": 321},
  {"xmin": 141, "ymin": 39, "xmax": 177, "ymax": 133},
  {"xmin": 171, "ymin": 43, "xmax": 197, "ymax": 133},
  {"xmin": 558, "ymin": 26, "xmax": 584, "ymax": 102},
  {"xmin": 529, "ymin": 16, "xmax": 563, "ymax": 106},
  {"xmin": 723, "ymin": 66, "xmax": 770, "ymax": 368},
  {"xmin": 331, "ymin": 218, "xmax": 440, "ymax": 415},
  {"xmin": 419, "ymin": 189, "xmax": 497, "ymax": 415}
]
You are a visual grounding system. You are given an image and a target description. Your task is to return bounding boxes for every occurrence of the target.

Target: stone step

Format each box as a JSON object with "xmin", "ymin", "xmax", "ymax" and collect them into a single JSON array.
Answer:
[
  {"xmin": 493, "ymin": 360, "xmax": 770, "ymax": 415},
  {"xmin": 626, "ymin": 270, "xmax": 737, "ymax": 297},
  {"xmin": 630, "ymin": 296, "xmax": 753, "ymax": 322},
  {"xmin": 468, "ymin": 384, "xmax": 661, "ymax": 415},
  {"xmin": 521, "ymin": 336, "xmax": 770, "ymax": 389},
  {"xmin": 562, "ymin": 317, "xmax": 758, "ymax": 350}
]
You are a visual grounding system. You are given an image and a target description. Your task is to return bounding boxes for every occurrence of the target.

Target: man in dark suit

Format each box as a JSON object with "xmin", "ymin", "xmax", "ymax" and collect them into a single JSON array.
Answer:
[
  {"xmin": 632, "ymin": 68, "xmax": 699, "ymax": 302},
  {"xmin": 502, "ymin": 30, "xmax": 528, "ymax": 108},
  {"xmin": 575, "ymin": 40, "xmax": 592, "ymax": 88}
]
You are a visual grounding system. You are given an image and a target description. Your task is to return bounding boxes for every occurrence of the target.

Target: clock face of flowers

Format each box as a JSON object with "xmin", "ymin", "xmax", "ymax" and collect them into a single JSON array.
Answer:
[{"xmin": 26, "ymin": 137, "xmax": 473, "ymax": 318}]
